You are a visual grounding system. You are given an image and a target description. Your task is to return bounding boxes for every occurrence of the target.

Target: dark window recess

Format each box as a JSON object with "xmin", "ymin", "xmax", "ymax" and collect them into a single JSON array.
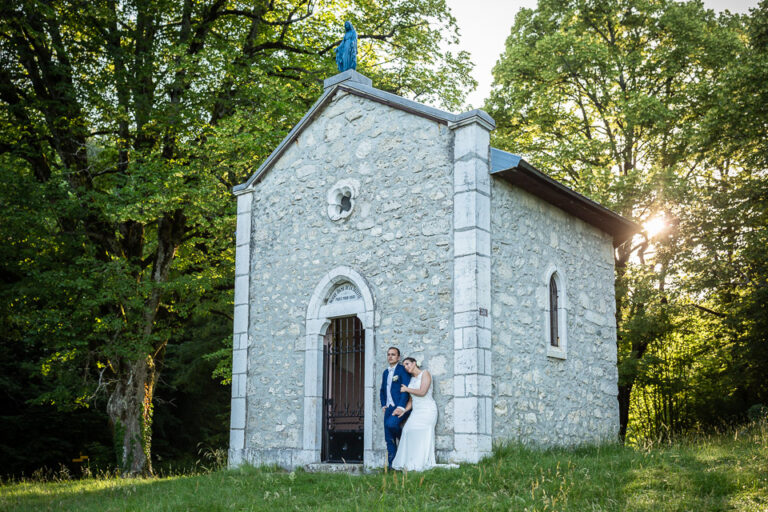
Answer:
[
  {"xmin": 549, "ymin": 275, "xmax": 559, "ymax": 347},
  {"xmin": 339, "ymin": 193, "xmax": 352, "ymax": 212}
]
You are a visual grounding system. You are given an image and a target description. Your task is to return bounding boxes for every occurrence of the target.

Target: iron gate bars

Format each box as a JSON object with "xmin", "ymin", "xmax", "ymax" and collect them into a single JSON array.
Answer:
[{"xmin": 322, "ymin": 316, "xmax": 364, "ymax": 463}]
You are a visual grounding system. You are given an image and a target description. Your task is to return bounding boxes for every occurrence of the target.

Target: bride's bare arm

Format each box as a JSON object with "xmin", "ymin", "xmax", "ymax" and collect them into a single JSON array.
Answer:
[
  {"xmin": 394, "ymin": 397, "xmax": 412, "ymax": 417},
  {"xmin": 408, "ymin": 371, "xmax": 431, "ymax": 397}
]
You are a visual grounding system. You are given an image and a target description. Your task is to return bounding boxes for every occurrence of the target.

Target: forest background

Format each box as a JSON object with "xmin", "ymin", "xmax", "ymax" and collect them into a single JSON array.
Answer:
[{"xmin": 1, "ymin": 0, "xmax": 766, "ymax": 478}]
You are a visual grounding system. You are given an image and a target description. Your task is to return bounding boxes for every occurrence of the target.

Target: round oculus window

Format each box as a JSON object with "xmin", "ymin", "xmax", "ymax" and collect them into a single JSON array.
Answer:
[{"xmin": 327, "ymin": 179, "xmax": 359, "ymax": 221}]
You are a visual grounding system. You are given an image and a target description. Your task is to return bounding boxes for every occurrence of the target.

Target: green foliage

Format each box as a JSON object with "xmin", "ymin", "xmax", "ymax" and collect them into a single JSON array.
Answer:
[
  {"xmin": 486, "ymin": 0, "xmax": 737, "ymax": 215},
  {"xmin": 486, "ymin": 0, "xmax": 767, "ymax": 441},
  {"xmin": 0, "ymin": 0, "xmax": 473, "ymax": 475},
  {"xmin": 151, "ymin": 314, "xmax": 231, "ymax": 469},
  {"xmin": 638, "ymin": 0, "xmax": 768, "ymax": 436}
]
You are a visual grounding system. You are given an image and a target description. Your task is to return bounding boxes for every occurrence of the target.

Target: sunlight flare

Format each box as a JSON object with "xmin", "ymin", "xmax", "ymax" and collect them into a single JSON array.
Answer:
[{"xmin": 643, "ymin": 214, "xmax": 667, "ymax": 239}]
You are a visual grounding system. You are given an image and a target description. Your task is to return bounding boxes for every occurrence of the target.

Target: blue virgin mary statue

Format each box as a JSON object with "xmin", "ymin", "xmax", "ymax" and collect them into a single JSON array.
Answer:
[{"xmin": 335, "ymin": 21, "xmax": 357, "ymax": 72}]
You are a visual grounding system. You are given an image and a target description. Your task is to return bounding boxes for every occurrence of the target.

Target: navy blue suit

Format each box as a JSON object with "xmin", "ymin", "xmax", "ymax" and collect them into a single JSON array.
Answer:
[{"xmin": 380, "ymin": 363, "xmax": 411, "ymax": 468}]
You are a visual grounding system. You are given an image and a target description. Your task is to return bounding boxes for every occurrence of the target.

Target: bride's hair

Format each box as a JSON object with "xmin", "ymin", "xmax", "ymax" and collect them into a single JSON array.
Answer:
[{"xmin": 402, "ymin": 357, "xmax": 418, "ymax": 367}]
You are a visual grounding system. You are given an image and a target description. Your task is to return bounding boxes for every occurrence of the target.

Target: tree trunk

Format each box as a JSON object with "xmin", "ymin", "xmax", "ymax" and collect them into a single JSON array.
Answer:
[
  {"xmin": 618, "ymin": 382, "xmax": 633, "ymax": 442},
  {"xmin": 106, "ymin": 356, "xmax": 158, "ymax": 476},
  {"xmin": 614, "ymin": 244, "xmax": 630, "ymax": 443},
  {"xmin": 105, "ymin": 209, "xmax": 184, "ymax": 476}
]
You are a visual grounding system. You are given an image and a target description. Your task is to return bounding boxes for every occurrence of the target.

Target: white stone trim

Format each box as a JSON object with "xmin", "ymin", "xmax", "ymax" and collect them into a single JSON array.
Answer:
[
  {"xmin": 543, "ymin": 264, "xmax": 568, "ymax": 360},
  {"xmin": 303, "ymin": 266, "xmax": 376, "ymax": 468},
  {"xmin": 454, "ymin": 158, "xmax": 492, "ymax": 195},
  {"xmin": 319, "ymin": 299, "xmax": 365, "ymax": 320},
  {"xmin": 327, "ymin": 282, "xmax": 362, "ymax": 303},
  {"xmin": 229, "ymin": 191, "xmax": 253, "ymax": 467},
  {"xmin": 306, "ymin": 266, "xmax": 375, "ymax": 321},
  {"xmin": 326, "ymin": 179, "xmax": 360, "ymax": 221},
  {"xmin": 450, "ymin": 112, "xmax": 494, "ymax": 464},
  {"xmin": 448, "ymin": 109, "xmax": 496, "ymax": 132}
]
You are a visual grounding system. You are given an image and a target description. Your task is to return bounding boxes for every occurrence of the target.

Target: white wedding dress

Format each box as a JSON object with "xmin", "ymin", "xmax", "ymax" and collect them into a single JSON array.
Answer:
[{"xmin": 391, "ymin": 371, "xmax": 437, "ymax": 471}]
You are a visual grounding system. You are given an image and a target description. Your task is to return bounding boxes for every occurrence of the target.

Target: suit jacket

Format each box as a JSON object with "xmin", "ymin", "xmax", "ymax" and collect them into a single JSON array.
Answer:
[{"xmin": 380, "ymin": 363, "xmax": 411, "ymax": 410}]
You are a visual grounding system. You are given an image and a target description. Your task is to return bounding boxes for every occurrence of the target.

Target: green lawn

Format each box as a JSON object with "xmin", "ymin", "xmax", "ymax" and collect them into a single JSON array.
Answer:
[{"xmin": 2, "ymin": 423, "xmax": 766, "ymax": 511}]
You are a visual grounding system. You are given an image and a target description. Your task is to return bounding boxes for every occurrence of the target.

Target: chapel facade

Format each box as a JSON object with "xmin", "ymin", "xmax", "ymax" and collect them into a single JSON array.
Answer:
[{"xmin": 229, "ymin": 70, "xmax": 638, "ymax": 469}]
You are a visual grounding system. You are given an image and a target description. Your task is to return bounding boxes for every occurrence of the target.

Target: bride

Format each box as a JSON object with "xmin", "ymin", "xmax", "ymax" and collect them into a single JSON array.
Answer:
[{"xmin": 391, "ymin": 357, "xmax": 437, "ymax": 471}]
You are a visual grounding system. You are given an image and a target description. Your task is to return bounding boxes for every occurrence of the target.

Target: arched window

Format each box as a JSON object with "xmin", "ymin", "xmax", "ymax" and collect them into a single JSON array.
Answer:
[
  {"xmin": 544, "ymin": 267, "xmax": 567, "ymax": 359},
  {"xmin": 549, "ymin": 274, "xmax": 559, "ymax": 347}
]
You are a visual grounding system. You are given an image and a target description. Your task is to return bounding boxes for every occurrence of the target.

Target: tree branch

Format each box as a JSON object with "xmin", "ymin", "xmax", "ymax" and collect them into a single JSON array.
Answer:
[{"xmin": 689, "ymin": 303, "xmax": 727, "ymax": 318}]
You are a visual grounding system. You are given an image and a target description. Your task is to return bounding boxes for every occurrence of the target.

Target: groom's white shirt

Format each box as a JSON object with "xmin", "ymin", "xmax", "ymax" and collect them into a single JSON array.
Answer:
[
  {"xmin": 386, "ymin": 364, "xmax": 405, "ymax": 412},
  {"xmin": 386, "ymin": 365, "xmax": 395, "ymax": 407}
]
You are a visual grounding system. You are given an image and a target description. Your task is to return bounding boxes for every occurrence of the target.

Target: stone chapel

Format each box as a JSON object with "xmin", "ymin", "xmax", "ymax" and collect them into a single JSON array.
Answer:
[{"xmin": 228, "ymin": 70, "xmax": 639, "ymax": 470}]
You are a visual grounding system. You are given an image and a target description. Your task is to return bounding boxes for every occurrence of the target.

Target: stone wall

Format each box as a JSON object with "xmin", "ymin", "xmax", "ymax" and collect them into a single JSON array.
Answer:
[
  {"xmin": 244, "ymin": 91, "xmax": 457, "ymax": 467},
  {"xmin": 490, "ymin": 179, "xmax": 619, "ymax": 445}
]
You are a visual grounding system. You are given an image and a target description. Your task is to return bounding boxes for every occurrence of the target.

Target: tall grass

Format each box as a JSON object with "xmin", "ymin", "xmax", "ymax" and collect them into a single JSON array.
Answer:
[{"xmin": 2, "ymin": 420, "xmax": 766, "ymax": 511}]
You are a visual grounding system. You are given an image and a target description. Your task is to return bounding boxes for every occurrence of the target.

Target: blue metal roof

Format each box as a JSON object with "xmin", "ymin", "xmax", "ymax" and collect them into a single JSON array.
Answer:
[{"xmin": 490, "ymin": 148, "xmax": 522, "ymax": 173}]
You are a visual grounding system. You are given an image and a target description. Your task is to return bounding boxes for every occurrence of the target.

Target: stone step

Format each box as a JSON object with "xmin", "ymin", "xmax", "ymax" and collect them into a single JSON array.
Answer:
[{"xmin": 304, "ymin": 462, "xmax": 365, "ymax": 475}]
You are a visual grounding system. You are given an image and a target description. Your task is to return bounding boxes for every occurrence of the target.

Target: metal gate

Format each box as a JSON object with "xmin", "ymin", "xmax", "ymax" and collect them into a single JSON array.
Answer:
[{"xmin": 322, "ymin": 316, "xmax": 364, "ymax": 463}]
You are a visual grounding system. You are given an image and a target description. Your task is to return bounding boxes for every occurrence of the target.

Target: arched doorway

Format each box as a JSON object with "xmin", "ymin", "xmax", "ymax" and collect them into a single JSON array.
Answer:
[
  {"xmin": 303, "ymin": 266, "xmax": 375, "ymax": 467},
  {"xmin": 322, "ymin": 316, "xmax": 365, "ymax": 462}
]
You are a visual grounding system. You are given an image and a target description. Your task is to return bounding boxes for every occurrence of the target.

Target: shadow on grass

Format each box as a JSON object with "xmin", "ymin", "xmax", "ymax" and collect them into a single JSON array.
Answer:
[
  {"xmin": 0, "ymin": 466, "xmax": 273, "ymax": 512},
  {"xmin": 619, "ymin": 446, "xmax": 740, "ymax": 511},
  {"xmin": 483, "ymin": 439, "xmax": 763, "ymax": 511}
]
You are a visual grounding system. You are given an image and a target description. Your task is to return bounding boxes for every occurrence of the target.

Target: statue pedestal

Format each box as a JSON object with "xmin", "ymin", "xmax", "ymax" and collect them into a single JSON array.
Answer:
[{"xmin": 324, "ymin": 70, "xmax": 373, "ymax": 90}]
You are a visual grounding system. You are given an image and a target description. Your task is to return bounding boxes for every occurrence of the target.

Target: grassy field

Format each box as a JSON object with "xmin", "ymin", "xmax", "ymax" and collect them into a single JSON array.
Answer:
[{"xmin": 2, "ymin": 422, "xmax": 766, "ymax": 512}]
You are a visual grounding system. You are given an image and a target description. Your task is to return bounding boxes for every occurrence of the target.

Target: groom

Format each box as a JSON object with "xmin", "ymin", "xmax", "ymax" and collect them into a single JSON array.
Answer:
[{"xmin": 380, "ymin": 346, "xmax": 411, "ymax": 469}]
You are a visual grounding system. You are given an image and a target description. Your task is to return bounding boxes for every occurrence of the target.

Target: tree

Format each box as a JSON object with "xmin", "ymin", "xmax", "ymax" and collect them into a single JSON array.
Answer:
[
  {"xmin": 666, "ymin": 0, "xmax": 768, "ymax": 425},
  {"xmin": 0, "ymin": 0, "xmax": 473, "ymax": 475},
  {"xmin": 485, "ymin": 0, "xmax": 744, "ymax": 440}
]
